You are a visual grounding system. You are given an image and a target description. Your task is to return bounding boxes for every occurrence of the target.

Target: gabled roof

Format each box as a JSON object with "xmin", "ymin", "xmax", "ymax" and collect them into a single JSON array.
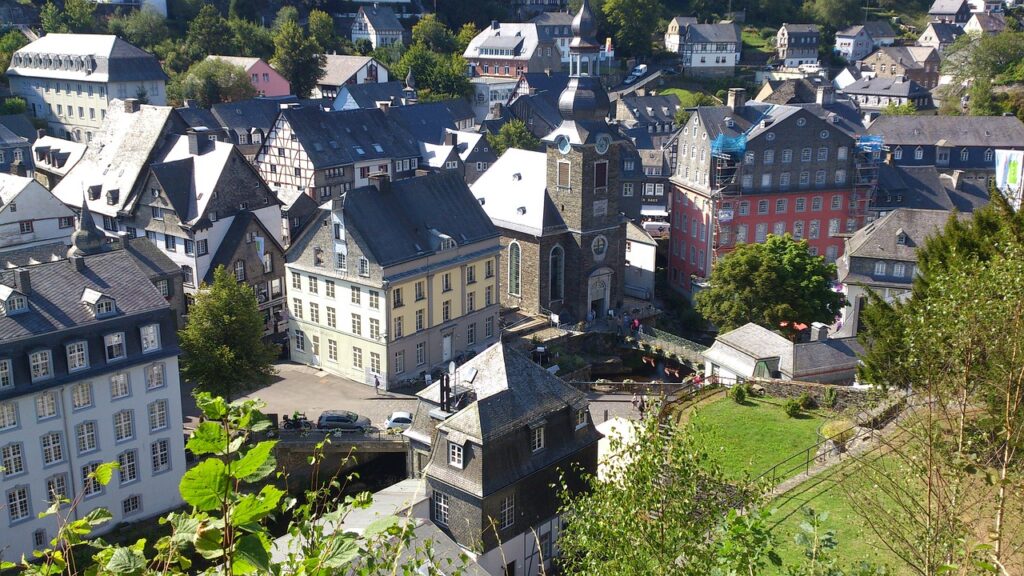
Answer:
[
  {"xmin": 211, "ymin": 97, "xmax": 298, "ymax": 136},
  {"xmin": 531, "ymin": 11, "xmax": 575, "ymax": 27},
  {"xmin": 867, "ymin": 114, "xmax": 1024, "ymax": 147},
  {"xmin": 337, "ymin": 81, "xmax": 406, "ymax": 109},
  {"xmin": 385, "ymin": 100, "xmax": 474, "ymax": 145},
  {"xmin": 863, "ymin": 45, "xmax": 939, "ymax": 67},
  {"xmin": 203, "ymin": 211, "xmax": 282, "ymax": 284},
  {"xmin": 51, "ymin": 101, "xmax": 177, "ymax": 218},
  {"xmin": 0, "ymin": 123, "xmax": 27, "ymax": 148},
  {"xmin": 464, "ymin": 23, "xmax": 541, "ymax": 61},
  {"xmin": 844, "ymin": 76, "xmax": 931, "ymax": 98},
  {"xmin": 929, "ymin": 0, "xmax": 968, "ymax": 14},
  {"xmin": 670, "ymin": 16, "xmax": 699, "ymax": 28},
  {"xmin": 175, "ymin": 105, "xmax": 222, "ymax": 132},
  {"xmin": 845, "ymin": 207, "xmax": 959, "ymax": 261},
  {"xmin": 445, "ymin": 129, "xmax": 487, "ymax": 162},
  {"xmin": 358, "ymin": 5, "xmax": 402, "ymax": 31},
  {"xmin": 0, "ymin": 173, "xmax": 38, "ymax": 207},
  {"xmin": 874, "ymin": 165, "xmax": 989, "ymax": 213},
  {"xmin": 426, "ymin": 342, "xmax": 597, "ymax": 497},
  {"xmin": 319, "ymin": 55, "xmax": 383, "ymax": 88},
  {"xmin": 204, "ymin": 55, "xmax": 262, "ymax": 71},
  {"xmin": 967, "ymin": 12, "xmax": 1006, "ymax": 33},
  {"xmin": 0, "ymin": 114, "xmax": 37, "ymax": 142},
  {"xmin": 331, "ymin": 171, "xmax": 498, "ymax": 268},
  {"xmin": 684, "ymin": 22, "xmax": 741, "ymax": 44},
  {"xmin": 149, "ymin": 136, "xmax": 244, "ymax": 226},
  {"xmin": 32, "ymin": 136, "xmax": 86, "ymax": 176},
  {"xmin": 781, "ymin": 23, "xmax": 819, "ymax": 34},
  {"xmin": 619, "ymin": 94, "xmax": 681, "ymax": 125},
  {"xmin": 863, "ymin": 20, "xmax": 897, "ymax": 39},
  {"xmin": 920, "ymin": 22, "xmax": 965, "ymax": 43},
  {"xmin": 7, "ymin": 34, "xmax": 167, "ymax": 83},
  {"xmin": 0, "ymin": 250, "xmax": 169, "ymax": 341},
  {"xmin": 471, "ymin": 148, "xmax": 565, "ymax": 236},
  {"xmin": 756, "ymin": 78, "xmax": 822, "ymax": 104},
  {"xmin": 626, "ymin": 221, "xmax": 657, "ymax": 245},
  {"xmin": 507, "ymin": 92, "xmax": 563, "ymax": 140},
  {"xmin": 693, "ymin": 101, "xmax": 860, "ymax": 146},
  {"xmin": 518, "ymin": 72, "xmax": 570, "ymax": 96},
  {"xmin": 418, "ymin": 141, "xmax": 457, "ymax": 168},
  {"xmin": 837, "ymin": 24, "xmax": 866, "ymax": 37},
  {"xmin": 277, "ymin": 106, "xmax": 420, "ymax": 168}
]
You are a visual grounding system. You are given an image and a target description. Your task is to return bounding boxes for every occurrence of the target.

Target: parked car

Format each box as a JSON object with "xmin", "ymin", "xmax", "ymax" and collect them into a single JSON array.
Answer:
[
  {"xmin": 632, "ymin": 64, "xmax": 648, "ymax": 76},
  {"xmin": 317, "ymin": 410, "xmax": 371, "ymax": 433},
  {"xmin": 385, "ymin": 411, "xmax": 414, "ymax": 431}
]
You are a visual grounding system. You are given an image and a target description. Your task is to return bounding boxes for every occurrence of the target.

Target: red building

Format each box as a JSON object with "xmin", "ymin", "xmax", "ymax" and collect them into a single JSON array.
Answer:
[{"xmin": 668, "ymin": 88, "xmax": 880, "ymax": 294}]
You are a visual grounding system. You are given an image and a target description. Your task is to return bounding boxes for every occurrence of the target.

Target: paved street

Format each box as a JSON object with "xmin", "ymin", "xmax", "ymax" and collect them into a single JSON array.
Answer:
[{"xmin": 181, "ymin": 361, "xmax": 642, "ymax": 431}]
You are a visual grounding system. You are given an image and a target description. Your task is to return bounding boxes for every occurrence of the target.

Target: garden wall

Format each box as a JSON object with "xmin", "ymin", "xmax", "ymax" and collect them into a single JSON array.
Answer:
[{"xmin": 755, "ymin": 379, "xmax": 888, "ymax": 413}]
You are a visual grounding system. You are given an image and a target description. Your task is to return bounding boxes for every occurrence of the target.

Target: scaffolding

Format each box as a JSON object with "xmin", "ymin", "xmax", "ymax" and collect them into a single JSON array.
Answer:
[
  {"xmin": 708, "ymin": 134, "xmax": 745, "ymax": 269},
  {"xmin": 852, "ymin": 135, "xmax": 884, "ymax": 224}
]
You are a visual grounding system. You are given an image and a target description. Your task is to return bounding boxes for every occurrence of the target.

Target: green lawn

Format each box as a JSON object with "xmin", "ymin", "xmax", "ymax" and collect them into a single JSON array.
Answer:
[
  {"xmin": 659, "ymin": 87, "xmax": 699, "ymax": 101},
  {"xmin": 690, "ymin": 397, "xmax": 827, "ymax": 481},
  {"xmin": 767, "ymin": 456, "xmax": 901, "ymax": 572},
  {"xmin": 742, "ymin": 28, "xmax": 775, "ymax": 53}
]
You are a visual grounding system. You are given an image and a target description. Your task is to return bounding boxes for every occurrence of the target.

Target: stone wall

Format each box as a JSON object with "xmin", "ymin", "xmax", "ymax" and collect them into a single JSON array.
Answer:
[{"xmin": 754, "ymin": 378, "xmax": 887, "ymax": 413}]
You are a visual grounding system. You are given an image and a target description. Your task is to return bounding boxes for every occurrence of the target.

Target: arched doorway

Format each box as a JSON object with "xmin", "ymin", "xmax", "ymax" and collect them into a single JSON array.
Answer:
[{"xmin": 587, "ymin": 267, "xmax": 614, "ymax": 316}]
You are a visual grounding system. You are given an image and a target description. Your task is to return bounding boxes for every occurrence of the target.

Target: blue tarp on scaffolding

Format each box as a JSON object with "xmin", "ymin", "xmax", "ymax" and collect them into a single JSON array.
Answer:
[
  {"xmin": 711, "ymin": 133, "xmax": 747, "ymax": 156},
  {"xmin": 856, "ymin": 135, "xmax": 884, "ymax": 153}
]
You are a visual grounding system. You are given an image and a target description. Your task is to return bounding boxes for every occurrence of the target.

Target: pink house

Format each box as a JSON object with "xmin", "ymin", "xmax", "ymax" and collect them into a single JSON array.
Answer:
[{"xmin": 206, "ymin": 56, "xmax": 291, "ymax": 97}]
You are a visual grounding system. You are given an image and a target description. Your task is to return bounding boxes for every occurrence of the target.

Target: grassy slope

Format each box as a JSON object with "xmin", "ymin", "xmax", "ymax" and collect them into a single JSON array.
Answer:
[{"xmin": 691, "ymin": 397, "xmax": 826, "ymax": 481}]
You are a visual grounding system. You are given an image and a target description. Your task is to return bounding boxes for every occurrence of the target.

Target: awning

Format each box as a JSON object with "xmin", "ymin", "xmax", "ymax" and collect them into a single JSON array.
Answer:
[{"xmin": 641, "ymin": 206, "xmax": 669, "ymax": 218}]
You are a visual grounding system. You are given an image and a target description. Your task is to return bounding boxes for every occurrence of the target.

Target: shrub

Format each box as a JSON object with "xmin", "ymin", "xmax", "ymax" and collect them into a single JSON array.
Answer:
[
  {"xmin": 822, "ymin": 387, "xmax": 838, "ymax": 409},
  {"xmin": 821, "ymin": 419, "xmax": 857, "ymax": 447},
  {"xmin": 760, "ymin": 27, "xmax": 777, "ymax": 40},
  {"xmin": 732, "ymin": 384, "xmax": 747, "ymax": 404},
  {"xmin": 797, "ymin": 392, "xmax": 816, "ymax": 410},
  {"xmin": 784, "ymin": 398, "xmax": 802, "ymax": 418}
]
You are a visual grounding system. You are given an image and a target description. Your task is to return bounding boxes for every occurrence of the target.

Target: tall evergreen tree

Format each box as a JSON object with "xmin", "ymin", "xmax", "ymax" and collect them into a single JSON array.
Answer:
[
  {"xmin": 272, "ymin": 20, "xmax": 325, "ymax": 98},
  {"xmin": 187, "ymin": 5, "xmax": 234, "ymax": 59}
]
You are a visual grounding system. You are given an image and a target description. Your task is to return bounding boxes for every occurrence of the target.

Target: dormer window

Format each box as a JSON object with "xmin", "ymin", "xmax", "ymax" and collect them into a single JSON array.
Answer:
[
  {"xmin": 1, "ymin": 291, "xmax": 28, "ymax": 316},
  {"xmin": 529, "ymin": 424, "xmax": 545, "ymax": 452},
  {"xmin": 104, "ymin": 333, "xmax": 126, "ymax": 362},
  {"xmin": 448, "ymin": 441, "xmax": 464, "ymax": 468},
  {"xmin": 574, "ymin": 408, "xmax": 588, "ymax": 430},
  {"xmin": 30, "ymin": 350, "xmax": 52, "ymax": 382},
  {"xmin": 896, "ymin": 230, "xmax": 908, "ymax": 245},
  {"xmin": 83, "ymin": 288, "xmax": 117, "ymax": 318},
  {"xmin": 96, "ymin": 299, "xmax": 114, "ymax": 316}
]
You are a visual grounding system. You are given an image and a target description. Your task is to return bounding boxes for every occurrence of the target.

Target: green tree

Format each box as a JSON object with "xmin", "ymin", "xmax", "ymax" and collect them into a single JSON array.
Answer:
[
  {"xmin": 695, "ymin": 234, "xmax": 845, "ymax": 336},
  {"xmin": 178, "ymin": 266, "xmax": 278, "ymax": 398},
  {"xmin": 0, "ymin": 97, "xmax": 27, "ymax": 115},
  {"xmin": 186, "ymin": 4, "xmax": 235, "ymax": 59},
  {"xmin": 308, "ymin": 9, "xmax": 336, "ymax": 53},
  {"xmin": 273, "ymin": 5, "xmax": 299, "ymax": 31},
  {"xmin": 455, "ymin": 22, "xmax": 479, "ymax": 53},
  {"xmin": 0, "ymin": 31, "xmax": 28, "ymax": 85},
  {"xmin": 229, "ymin": 0, "xmax": 259, "ymax": 22},
  {"xmin": 391, "ymin": 44, "xmax": 469, "ymax": 100},
  {"xmin": 487, "ymin": 119, "xmax": 541, "ymax": 156},
  {"xmin": 173, "ymin": 58, "xmax": 258, "ymax": 107},
  {"xmin": 557, "ymin": 415, "xmax": 770, "ymax": 574},
  {"xmin": 602, "ymin": 0, "xmax": 662, "ymax": 56},
  {"xmin": 355, "ymin": 38, "xmax": 373, "ymax": 55},
  {"xmin": 228, "ymin": 17, "xmax": 275, "ymax": 59},
  {"xmin": 881, "ymin": 100, "xmax": 917, "ymax": 115},
  {"xmin": 40, "ymin": 0, "xmax": 97, "ymax": 33},
  {"xmin": 272, "ymin": 19, "xmax": 326, "ymax": 98},
  {"xmin": 412, "ymin": 14, "xmax": 455, "ymax": 53},
  {"xmin": 674, "ymin": 90, "xmax": 718, "ymax": 124},
  {"xmin": 108, "ymin": 8, "xmax": 170, "ymax": 50},
  {"xmin": 802, "ymin": 0, "xmax": 861, "ymax": 29}
]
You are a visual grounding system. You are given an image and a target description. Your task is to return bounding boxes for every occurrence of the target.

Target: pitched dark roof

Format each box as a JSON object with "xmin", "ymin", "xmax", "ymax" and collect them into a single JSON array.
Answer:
[
  {"xmin": 8, "ymin": 34, "xmax": 168, "ymax": 83},
  {"xmin": 203, "ymin": 212, "xmax": 282, "ymax": 284},
  {"xmin": 344, "ymin": 171, "xmax": 499, "ymax": 267},
  {"xmin": 0, "ymin": 250, "xmax": 169, "ymax": 342},
  {"xmin": 844, "ymin": 76, "xmax": 931, "ymax": 98},
  {"xmin": 685, "ymin": 22, "xmax": 741, "ymax": 43},
  {"xmin": 874, "ymin": 165, "xmax": 990, "ymax": 213},
  {"xmin": 281, "ymin": 106, "xmax": 420, "ymax": 168},
  {"xmin": 211, "ymin": 97, "xmax": 298, "ymax": 137},
  {"xmin": 863, "ymin": 20, "xmax": 897, "ymax": 39},
  {"xmin": 846, "ymin": 207, "xmax": 959, "ymax": 261},
  {"xmin": 758, "ymin": 78, "xmax": 822, "ymax": 104},
  {"xmin": 359, "ymin": 5, "xmax": 402, "ymax": 31},
  {"xmin": 121, "ymin": 236, "xmax": 180, "ymax": 279},
  {"xmin": 385, "ymin": 100, "xmax": 475, "ymax": 145},
  {"xmin": 507, "ymin": 92, "xmax": 562, "ymax": 139},
  {"xmin": 619, "ymin": 94, "xmax": 681, "ymax": 125},
  {"xmin": 921, "ymin": 22, "xmax": 965, "ymax": 43},
  {"xmin": 519, "ymin": 72, "xmax": 570, "ymax": 96},
  {"xmin": 0, "ymin": 123, "xmax": 26, "ymax": 147},
  {"xmin": 929, "ymin": 0, "xmax": 967, "ymax": 14},
  {"xmin": 339, "ymin": 81, "xmax": 406, "ymax": 109},
  {"xmin": 867, "ymin": 115, "xmax": 1024, "ymax": 147},
  {"xmin": 0, "ymin": 114, "xmax": 37, "ymax": 142},
  {"xmin": 782, "ymin": 23, "xmax": 819, "ymax": 34},
  {"xmin": 175, "ymin": 106, "xmax": 221, "ymax": 132}
]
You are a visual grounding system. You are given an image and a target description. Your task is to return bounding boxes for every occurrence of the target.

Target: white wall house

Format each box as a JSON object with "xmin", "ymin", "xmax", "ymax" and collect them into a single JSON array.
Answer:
[
  {"xmin": 624, "ymin": 221, "xmax": 656, "ymax": 300},
  {"xmin": 5, "ymin": 35, "xmax": 167, "ymax": 143},
  {"xmin": 351, "ymin": 5, "xmax": 404, "ymax": 50},
  {"xmin": 0, "ymin": 174, "xmax": 77, "ymax": 251}
]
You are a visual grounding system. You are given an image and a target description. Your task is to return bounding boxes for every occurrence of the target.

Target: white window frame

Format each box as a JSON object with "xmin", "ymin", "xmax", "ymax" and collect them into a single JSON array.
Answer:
[
  {"xmin": 140, "ymin": 324, "xmax": 160, "ymax": 353},
  {"xmin": 104, "ymin": 333, "xmax": 126, "ymax": 362},
  {"xmin": 448, "ymin": 441, "xmax": 464, "ymax": 468},
  {"xmin": 530, "ymin": 426, "xmax": 545, "ymax": 452}
]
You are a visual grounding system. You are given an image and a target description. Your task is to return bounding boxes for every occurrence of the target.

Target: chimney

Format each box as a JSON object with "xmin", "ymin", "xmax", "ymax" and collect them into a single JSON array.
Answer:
[
  {"xmin": 951, "ymin": 170, "xmax": 963, "ymax": 190},
  {"xmin": 727, "ymin": 88, "xmax": 746, "ymax": 112},
  {"xmin": 377, "ymin": 100, "xmax": 391, "ymax": 111},
  {"xmin": 815, "ymin": 85, "xmax": 834, "ymax": 105},
  {"xmin": 491, "ymin": 19, "xmax": 500, "ymax": 30},
  {"xmin": 186, "ymin": 129, "xmax": 209, "ymax": 156},
  {"xmin": 36, "ymin": 128, "xmax": 46, "ymax": 140},
  {"xmin": 445, "ymin": 131, "xmax": 458, "ymax": 146},
  {"xmin": 123, "ymin": 98, "xmax": 140, "ymax": 113},
  {"xmin": 15, "ymin": 269, "xmax": 30, "ymax": 295},
  {"xmin": 8, "ymin": 160, "xmax": 25, "ymax": 177},
  {"xmin": 810, "ymin": 322, "xmax": 829, "ymax": 341},
  {"xmin": 71, "ymin": 255, "xmax": 85, "ymax": 272},
  {"xmin": 440, "ymin": 372, "xmax": 451, "ymax": 412},
  {"xmin": 368, "ymin": 173, "xmax": 390, "ymax": 193},
  {"xmin": 183, "ymin": 99, "xmax": 197, "ymax": 108}
]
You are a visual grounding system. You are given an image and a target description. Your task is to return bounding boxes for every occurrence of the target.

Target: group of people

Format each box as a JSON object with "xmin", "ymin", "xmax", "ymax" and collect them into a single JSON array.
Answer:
[
  {"xmin": 619, "ymin": 313, "xmax": 645, "ymax": 338},
  {"xmin": 631, "ymin": 392, "xmax": 648, "ymax": 419}
]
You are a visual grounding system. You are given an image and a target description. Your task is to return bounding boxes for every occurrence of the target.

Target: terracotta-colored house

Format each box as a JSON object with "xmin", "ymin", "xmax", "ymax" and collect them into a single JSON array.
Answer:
[{"xmin": 206, "ymin": 56, "xmax": 292, "ymax": 97}]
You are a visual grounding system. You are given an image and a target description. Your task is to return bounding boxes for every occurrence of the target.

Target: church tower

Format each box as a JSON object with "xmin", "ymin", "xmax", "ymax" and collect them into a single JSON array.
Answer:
[{"xmin": 541, "ymin": 0, "xmax": 627, "ymax": 320}]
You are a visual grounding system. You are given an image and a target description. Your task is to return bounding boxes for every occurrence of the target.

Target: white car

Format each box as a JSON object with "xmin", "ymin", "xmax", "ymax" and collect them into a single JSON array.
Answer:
[{"xmin": 385, "ymin": 411, "xmax": 414, "ymax": 431}]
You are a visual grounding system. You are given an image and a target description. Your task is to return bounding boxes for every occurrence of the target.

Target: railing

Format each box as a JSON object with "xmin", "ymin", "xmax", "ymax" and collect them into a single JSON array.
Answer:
[
  {"xmin": 267, "ymin": 427, "xmax": 409, "ymax": 445},
  {"xmin": 753, "ymin": 420, "xmax": 872, "ymax": 486},
  {"xmin": 638, "ymin": 327, "xmax": 708, "ymax": 353}
]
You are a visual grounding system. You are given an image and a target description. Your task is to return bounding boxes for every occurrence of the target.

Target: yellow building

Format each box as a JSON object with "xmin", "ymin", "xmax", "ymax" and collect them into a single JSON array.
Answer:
[{"xmin": 285, "ymin": 172, "xmax": 500, "ymax": 388}]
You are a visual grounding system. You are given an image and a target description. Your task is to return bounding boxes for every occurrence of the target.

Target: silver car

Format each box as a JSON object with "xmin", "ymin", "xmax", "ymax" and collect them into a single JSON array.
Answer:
[{"xmin": 385, "ymin": 411, "xmax": 413, "ymax": 431}]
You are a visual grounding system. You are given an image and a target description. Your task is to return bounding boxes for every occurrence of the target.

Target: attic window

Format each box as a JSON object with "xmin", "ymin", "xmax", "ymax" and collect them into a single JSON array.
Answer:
[
  {"xmin": 372, "ymin": 144, "xmax": 384, "ymax": 153},
  {"xmin": 1, "ymin": 292, "xmax": 28, "ymax": 316},
  {"xmin": 355, "ymin": 146, "xmax": 365, "ymax": 155},
  {"xmin": 83, "ymin": 288, "xmax": 116, "ymax": 318},
  {"xmin": 896, "ymin": 230, "xmax": 908, "ymax": 245},
  {"xmin": 88, "ymin": 185, "xmax": 101, "ymax": 201},
  {"xmin": 440, "ymin": 237, "xmax": 456, "ymax": 251},
  {"xmin": 106, "ymin": 189, "xmax": 119, "ymax": 205}
]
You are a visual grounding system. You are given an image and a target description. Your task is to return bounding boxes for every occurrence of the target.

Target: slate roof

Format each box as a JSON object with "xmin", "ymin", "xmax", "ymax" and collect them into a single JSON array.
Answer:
[
  {"xmin": 781, "ymin": 23, "xmax": 819, "ymax": 35},
  {"xmin": 619, "ymin": 94, "xmax": 681, "ymax": 125},
  {"xmin": 320, "ymin": 55, "xmax": 382, "ymax": 88},
  {"xmin": 968, "ymin": 12, "xmax": 1006, "ymax": 33},
  {"xmin": 0, "ymin": 250, "xmax": 169, "ymax": 342},
  {"xmin": 204, "ymin": 55, "xmax": 262, "ymax": 71},
  {"xmin": 867, "ymin": 115, "xmax": 1024, "ymax": 147},
  {"xmin": 51, "ymin": 102, "xmax": 176, "ymax": 218},
  {"xmin": 846, "ymin": 207, "xmax": 958, "ymax": 261},
  {"xmin": 920, "ymin": 22, "xmax": 965, "ymax": 44},
  {"xmin": 279, "ymin": 106, "xmax": 419, "ymax": 168},
  {"xmin": 693, "ymin": 101, "xmax": 862, "ymax": 146},
  {"xmin": 0, "ymin": 241, "xmax": 66, "ymax": 269},
  {"xmin": 518, "ymin": 72, "xmax": 570, "ymax": 96},
  {"xmin": 464, "ymin": 23, "xmax": 541, "ymax": 61},
  {"xmin": 685, "ymin": 22, "xmax": 741, "ymax": 44},
  {"xmin": 626, "ymin": 221, "xmax": 657, "ymax": 245},
  {"xmin": 32, "ymin": 135, "xmax": 87, "ymax": 177},
  {"xmin": 149, "ymin": 136, "xmax": 247, "ymax": 226},
  {"xmin": 531, "ymin": 11, "xmax": 575, "ymax": 27},
  {"xmin": 385, "ymin": 99, "xmax": 475, "ymax": 145},
  {"xmin": 757, "ymin": 78, "xmax": 823, "ymax": 104},
  {"xmin": 426, "ymin": 342, "xmax": 598, "ymax": 497},
  {"xmin": 211, "ymin": 97, "xmax": 298, "ymax": 138},
  {"xmin": 864, "ymin": 46, "xmax": 938, "ymax": 68},
  {"xmin": 330, "ymin": 171, "xmax": 498, "ymax": 268},
  {"xmin": 670, "ymin": 16, "xmax": 699, "ymax": 27},
  {"xmin": 471, "ymin": 148, "xmax": 565, "ymax": 236},
  {"xmin": 203, "ymin": 211, "xmax": 282, "ymax": 283},
  {"xmin": 929, "ymin": 0, "xmax": 967, "ymax": 14},
  {"xmin": 337, "ymin": 81, "xmax": 406, "ymax": 109},
  {"xmin": 175, "ymin": 105, "xmax": 222, "ymax": 133},
  {"xmin": 837, "ymin": 25, "xmax": 866, "ymax": 37},
  {"xmin": 843, "ymin": 76, "xmax": 931, "ymax": 99},
  {"xmin": 862, "ymin": 20, "xmax": 897, "ymax": 39},
  {"xmin": 792, "ymin": 338, "xmax": 863, "ymax": 376},
  {"xmin": 507, "ymin": 92, "xmax": 563, "ymax": 140},
  {"xmin": 875, "ymin": 165, "xmax": 989, "ymax": 213},
  {"xmin": 121, "ymin": 236, "xmax": 180, "ymax": 279},
  {"xmin": 704, "ymin": 322, "xmax": 861, "ymax": 379},
  {"xmin": 0, "ymin": 123, "xmax": 26, "ymax": 147},
  {"xmin": 359, "ymin": 5, "xmax": 402, "ymax": 31},
  {"xmin": 0, "ymin": 114, "xmax": 37, "ymax": 142},
  {"xmin": 7, "ymin": 34, "xmax": 167, "ymax": 83}
]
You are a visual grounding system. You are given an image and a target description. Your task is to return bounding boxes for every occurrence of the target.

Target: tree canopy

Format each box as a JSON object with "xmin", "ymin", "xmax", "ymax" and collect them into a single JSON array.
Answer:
[
  {"xmin": 271, "ymin": 20, "xmax": 326, "ymax": 98},
  {"xmin": 602, "ymin": 0, "xmax": 663, "ymax": 56},
  {"xmin": 178, "ymin": 266, "xmax": 279, "ymax": 398},
  {"xmin": 186, "ymin": 5, "xmax": 234, "ymax": 60},
  {"xmin": 695, "ymin": 234, "xmax": 845, "ymax": 336},
  {"xmin": 40, "ymin": 0, "xmax": 96, "ymax": 33},
  {"xmin": 881, "ymin": 101, "xmax": 918, "ymax": 115},
  {"xmin": 171, "ymin": 58, "xmax": 257, "ymax": 107},
  {"xmin": 487, "ymin": 119, "xmax": 542, "ymax": 156},
  {"xmin": 308, "ymin": 10, "xmax": 337, "ymax": 53},
  {"xmin": 412, "ymin": 14, "xmax": 456, "ymax": 53},
  {"xmin": 0, "ymin": 31, "xmax": 28, "ymax": 85},
  {"xmin": 391, "ymin": 31, "xmax": 471, "ymax": 101}
]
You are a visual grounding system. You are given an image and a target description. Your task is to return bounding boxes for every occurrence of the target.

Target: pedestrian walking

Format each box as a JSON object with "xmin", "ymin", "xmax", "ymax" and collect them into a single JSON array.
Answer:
[
  {"xmin": 374, "ymin": 375, "xmax": 381, "ymax": 395},
  {"xmin": 638, "ymin": 394, "xmax": 647, "ymax": 419}
]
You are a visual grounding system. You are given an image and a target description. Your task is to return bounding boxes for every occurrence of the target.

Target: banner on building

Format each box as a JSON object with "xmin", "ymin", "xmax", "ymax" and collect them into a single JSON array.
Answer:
[
  {"xmin": 995, "ymin": 149, "xmax": 1024, "ymax": 211},
  {"xmin": 718, "ymin": 208, "xmax": 734, "ymax": 223}
]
